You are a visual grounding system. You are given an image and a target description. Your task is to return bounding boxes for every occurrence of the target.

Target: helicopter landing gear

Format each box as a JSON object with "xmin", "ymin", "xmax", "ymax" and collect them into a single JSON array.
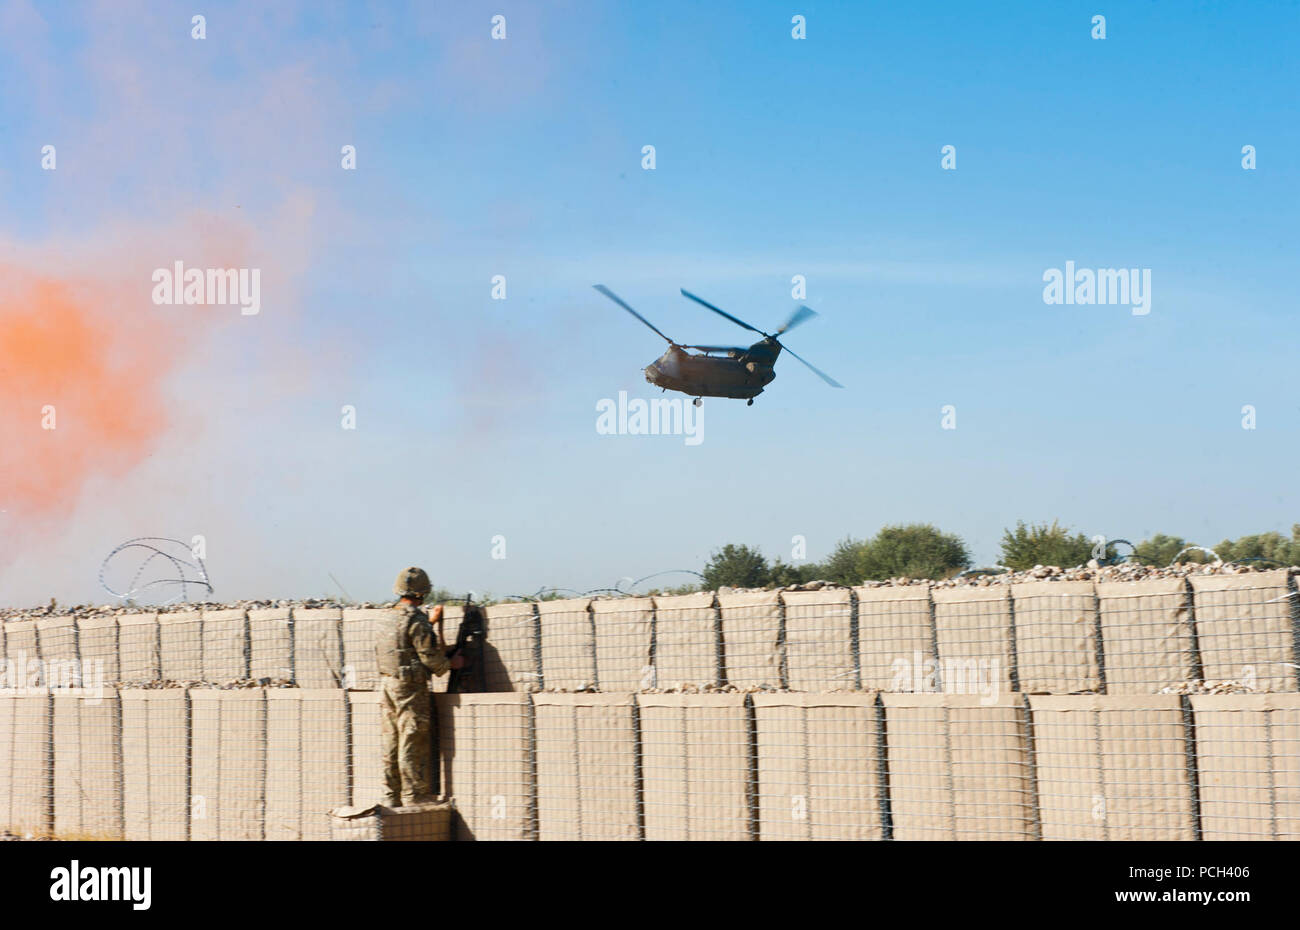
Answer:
[
  {"xmin": 747, "ymin": 397, "xmax": 754, "ymax": 406},
  {"xmin": 692, "ymin": 397, "xmax": 702, "ymax": 407}
]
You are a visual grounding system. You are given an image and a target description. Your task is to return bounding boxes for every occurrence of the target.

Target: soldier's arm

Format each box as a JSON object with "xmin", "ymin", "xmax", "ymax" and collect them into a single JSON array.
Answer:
[{"xmin": 410, "ymin": 617, "xmax": 450, "ymax": 677}]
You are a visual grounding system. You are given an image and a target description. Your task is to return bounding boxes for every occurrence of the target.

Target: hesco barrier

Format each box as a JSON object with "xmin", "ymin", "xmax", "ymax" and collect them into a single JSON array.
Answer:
[
  {"xmin": 533, "ymin": 693, "xmax": 638, "ymax": 840},
  {"xmin": 12, "ymin": 575, "xmax": 1290, "ymax": 697},
  {"xmin": 649, "ymin": 592, "xmax": 718, "ymax": 689},
  {"xmin": 1, "ymin": 688, "xmax": 1296, "ymax": 841},
  {"xmin": 435, "ymin": 692, "xmax": 534, "ymax": 840},
  {"xmin": 638, "ymin": 693, "xmax": 751, "ymax": 840},
  {"xmin": 0, "ymin": 575, "xmax": 1296, "ymax": 840},
  {"xmin": 1189, "ymin": 571, "xmax": 1298, "ymax": 692},
  {"xmin": 752, "ymin": 692, "xmax": 883, "ymax": 840}
]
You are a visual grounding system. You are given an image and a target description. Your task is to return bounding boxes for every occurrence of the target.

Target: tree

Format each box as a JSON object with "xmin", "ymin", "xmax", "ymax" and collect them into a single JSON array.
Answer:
[
  {"xmin": 1132, "ymin": 534, "xmax": 1208, "ymax": 566},
  {"xmin": 767, "ymin": 558, "xmax": 823, "ymax": 587},
  {"xmin": 702, "ymin": 544, "xmax": 769, "ymax": 589},
  {"xmin": 1214, "ymin": 525, "xmax": 1300, "ymax": 566},
  {"xmin": 857, "ymin": 524, "xmax": 971, "ymax": 580},
  {"xmin": 999, "ymin": 520, "xmax": 1092, "ymax": 570},
  {"xmin": 820, "ymin": 537, "xmax": 868, "ymax": 585}
]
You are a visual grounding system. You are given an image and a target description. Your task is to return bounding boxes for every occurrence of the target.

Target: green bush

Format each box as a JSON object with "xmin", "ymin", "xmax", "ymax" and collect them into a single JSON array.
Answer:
[
  {"xmin": 999, "ymin": 520, "xmax": 1093, "ymax": 570},
  {"xmin": 857, "ymin": 524, "xmax": 970, "ymax": 581},
  {"xmin": 702, "ymin": 543, "xmax": 770, "ymax": 589}
]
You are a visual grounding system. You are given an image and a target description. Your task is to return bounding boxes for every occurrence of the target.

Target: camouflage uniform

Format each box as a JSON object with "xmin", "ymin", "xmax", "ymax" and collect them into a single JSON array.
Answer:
[{"xmin": 376, "ymin": 600, "xmax": 450, "ymax": 805}]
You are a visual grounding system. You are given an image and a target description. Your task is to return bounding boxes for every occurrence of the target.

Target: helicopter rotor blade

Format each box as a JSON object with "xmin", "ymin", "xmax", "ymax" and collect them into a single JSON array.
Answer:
[
  {"xmin": 679, "ymin": 289, "xmax": 769, "ymax": 338},
  {"xmin": 775, "ymin": 341, "xmax": 843, "ymax": 388},
  {"xmin": 685, "ymin": 345, "xmax": 747, "ymax": 354},
  {"xmin": 593, "ymin": 285, "xmax": 675, "ymax": 344},
  {"xmin": 776, "ymin": 305, "xmax": 817, "ymax": 336}
]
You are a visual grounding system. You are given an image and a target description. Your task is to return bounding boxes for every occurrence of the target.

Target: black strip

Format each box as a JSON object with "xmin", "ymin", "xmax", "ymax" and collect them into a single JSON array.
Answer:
[
  {"xmin": 875, "ymin": 692, "xmax": 893, "ymax": 840},
  {"xmin": 1183, "ymin": 579, "xmax": 1204, "ymax": 684},
  {"xmin": 1092, "ymin": 589, "xmax": 1107, "ymax": 694},
  {"xmin": 848, "ymin": 588, "xmax": 862, "ymax": 690},
  {"xmin": 1021, "ymin": 694, "xmax": 1042, "ymax": 841},
  {"xmin": 776, "ymin": 593, "xmax": 788, "ymax": 690},
  {"xmin": 1006, "ymin": 594, "xmax": 1021, "ymax": 694},
  {"xmin": 524, "ymin": 695, "xmax": 539, "ymax": 841},
  {"xmin": 712, "ymin": 593, "xmax": 725, "ymax": 688},
  {"xmin": 530, "ymin": 602, "xmax": 543, "ymax": 691},
  {"xmin": 1289, "ymin": 573, "xmax": 1300, "ymax": 689},
  {"xmin": 1181, "ymin": 694, "xmax": 1203, "ymax": 841},
  {"xmin": 631, "ymin": 699, "xmax": 646, "ymax": 840},
  {"xmin": 926, "ymin": 587, "xmax": 942, "ymax": 692},
  {"xmin": 743, "ymin": 693, "xmax": 758, "ymax": 841}
]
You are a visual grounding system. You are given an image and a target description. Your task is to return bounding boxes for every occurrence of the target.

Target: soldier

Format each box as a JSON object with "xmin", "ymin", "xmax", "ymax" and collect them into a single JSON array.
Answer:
[{"xmin": 376, "ymin": 566, "xmax": 464, "ymax": 807}]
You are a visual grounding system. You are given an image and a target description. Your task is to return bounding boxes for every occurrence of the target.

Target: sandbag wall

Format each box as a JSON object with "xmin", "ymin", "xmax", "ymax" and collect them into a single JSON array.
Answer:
[
  {"xmin": 5, "ymin": 572, "xmax": 1294, "ymax": 697},
  {"xmin": 1, "ymin": 571, "xmax": 1297, "ymax": 841},
  {"xmin": 2, "ymin": 687, "xmax": 1297, "ymax": 840}
]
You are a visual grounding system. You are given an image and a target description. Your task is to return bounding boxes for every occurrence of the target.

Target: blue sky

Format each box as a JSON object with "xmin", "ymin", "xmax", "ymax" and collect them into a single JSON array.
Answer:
[{"xmin": 1, "ymin": 1, "xmax": 1298, "ymax": 604}]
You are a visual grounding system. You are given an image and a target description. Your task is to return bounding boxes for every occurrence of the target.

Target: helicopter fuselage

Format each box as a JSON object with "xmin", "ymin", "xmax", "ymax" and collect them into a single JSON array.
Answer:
[{"xmin": 645, "ymin": 341, "xmax": 780, "ymax": 400}]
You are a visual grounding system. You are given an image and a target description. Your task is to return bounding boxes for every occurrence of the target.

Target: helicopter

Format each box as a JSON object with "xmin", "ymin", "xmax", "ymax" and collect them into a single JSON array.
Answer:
[{"xmin": 593, "ymin": 285, "xmax": 843, "ymax": 406}]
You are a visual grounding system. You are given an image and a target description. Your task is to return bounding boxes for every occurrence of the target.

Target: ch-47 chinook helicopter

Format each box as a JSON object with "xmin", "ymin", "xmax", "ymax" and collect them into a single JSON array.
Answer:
[{"xmin": 593, "ymin": 285, "xmax": 843, "ymax": 406}]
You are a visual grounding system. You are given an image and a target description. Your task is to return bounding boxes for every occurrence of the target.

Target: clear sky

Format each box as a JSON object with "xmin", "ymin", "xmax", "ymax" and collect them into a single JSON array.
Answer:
[{"xmin": 1, "ymin": 0, "xmax": 1297, "ymax": 605}]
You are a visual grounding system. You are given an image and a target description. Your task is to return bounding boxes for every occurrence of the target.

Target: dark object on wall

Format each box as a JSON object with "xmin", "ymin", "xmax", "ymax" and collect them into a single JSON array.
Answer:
[{"xmin": 446, "ymin": 595, "xmax": 487, "ymax": 693}]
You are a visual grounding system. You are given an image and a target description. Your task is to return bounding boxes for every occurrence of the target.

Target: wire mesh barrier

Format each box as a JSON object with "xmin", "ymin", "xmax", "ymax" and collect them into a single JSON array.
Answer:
[
  {"xmin": 883, "ymin": 694, "xmax": 1036, "ymax": 841},
  {"xmin": 0, "ymin": 692, "xmax": 52, "ymax": 837},
  {"xmin": 158, "ymin": 611, "xmax": 203, "ymax": 681},
  {"xmin": 1030, "ymin": 695, "xmax": 1197, "ymax": 841},
  {"xmin": 538, "ymin": 598, "xmax": 596, "ymax": 691},
  {"xmin": 638, "ymin": 693, "xmax": 751, "ymax": 840},
  {"xmin": 782, "ymin": 588, "xmax": 855, "ymax": 691},
  {"xmin": 1188, "ymin": 570, "xmax": 1298, "ymax": 691},
  {"xmin": 1190, "ymin": 694, "xmax": 1300, "ymax": 840},
  {"xmin": 931, "ymin": 586, "xmax": 1018, "ymax": 694},
  {"xmin": 718, "ymin": 590, "xmax": 783, "ymax": 689},
  {"xmin": 532, "ymin": 693, "xmax": 639, "ymax": 840},
  {"xmin": 53, "ymin": 690, "xmax": 122, "ymax": 840},
  {"xmin": 4, "ymin": 621, "xmax": 38, "ymax": 682},
  {"xmin": 435, "ymin": 692, "xmax": 534, "ymax": 840},
  {"xmin": 1, "ymin": 687, "xmax": 1298, "ymax": 840},
  {"xmin": 266, "ymin": 690, "xmax": 349, "ymax": 841},
  {"xmin": 293, "ymin": 608, "xmax": 344, "ymax": 689},
  {"xmin": 5, "ymin": 686, "xmax": 1294, "ymax": 842},
  {"xmin": 1096, "ymin": 578, "xmax": 1196, "ymax": 693},
  {"xmin": 482, "ymin": 602, "xmax": 543, "ymax": 692},
  {"xmin": 854, "ymin": 584, "xmax": 932, "ymax": 691},
  {"xmin": 1010, "ymin": 582, "xmax": 1101, "ymax": 694},
  {"xmin": 0, "ymin": 573, "xmax": 1298, "ymax": 840},
  {"xmin": 752, "ymin": 693, "xmax": 884, "ymax": 840},
  {"xmin": 76, "ymin": 615, "xmax": 120, "ymax": 685},
  {"xmin": 248, "ymin": 608, "xmax": 292, "ymax": 681},
  {"xmin": 201, "ymin": 608, "xmax": 249, "ymax": 681},
  {"xmin": 591, "ymin": 598, "xmax": 654, "ymax": 692},
  {"xmin": 36, "ymin": 616, "xmax": 78, "ymax": 677},
  {"xmin": 117, "ymin": 613, "xmax": 161, "ymax": 682},
  {"xmin": 121, "ymin": 689, "xmax": 188, "ymax": 840},
  {"xmin": 190, "ymin": 689, "xmax": 265, "ymax": 840},
  {"xmin": 648, "ymin": 592, "xmax": 719, "ymax": 689}
]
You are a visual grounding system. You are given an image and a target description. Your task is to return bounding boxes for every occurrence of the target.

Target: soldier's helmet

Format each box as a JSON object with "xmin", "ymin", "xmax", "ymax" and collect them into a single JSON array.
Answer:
[{"xmin": 394, "ymin": 566, "xmax": 432, "ymax": 599}]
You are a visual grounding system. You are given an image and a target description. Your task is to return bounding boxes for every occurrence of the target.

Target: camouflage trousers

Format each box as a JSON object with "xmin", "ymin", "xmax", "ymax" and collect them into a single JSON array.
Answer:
[{"xmin": 379, "ymin": 674, "xmax": 433, "ymax": 803}]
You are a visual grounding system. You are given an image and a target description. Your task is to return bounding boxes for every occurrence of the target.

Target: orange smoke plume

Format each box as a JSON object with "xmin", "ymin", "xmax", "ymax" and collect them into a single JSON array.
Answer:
[{"xmin": 0, "ymin": 266, "xmax": 174, "ymax": 526}]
